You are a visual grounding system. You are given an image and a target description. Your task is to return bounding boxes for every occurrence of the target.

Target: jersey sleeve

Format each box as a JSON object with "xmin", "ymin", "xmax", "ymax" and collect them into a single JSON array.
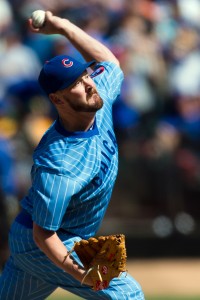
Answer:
[
  {"xmin": 91, "ymin": 62, "xmax": 124, "ymax": 104},
  {"xmin": 29, "ymin": 167, "xmax": 80, "ymax": 231}
]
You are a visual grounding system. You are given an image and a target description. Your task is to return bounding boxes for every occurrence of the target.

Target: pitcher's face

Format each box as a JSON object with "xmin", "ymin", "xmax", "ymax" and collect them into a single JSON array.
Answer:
[{"xmin": 58, "ymin": 72, "xmax": 103, "ymax": 112}]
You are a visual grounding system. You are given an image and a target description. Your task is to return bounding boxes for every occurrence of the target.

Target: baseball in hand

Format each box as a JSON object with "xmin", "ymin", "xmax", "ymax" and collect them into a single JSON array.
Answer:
[{"xmin": 31, "ymin": 10, "xmax": 46, "ymax": 28}]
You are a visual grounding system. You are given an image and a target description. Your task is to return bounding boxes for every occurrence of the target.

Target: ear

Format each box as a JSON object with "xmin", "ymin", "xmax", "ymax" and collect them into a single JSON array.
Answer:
[{"xmin": 49, "ymin": 93, "xmax": 63, "ymax": 105}]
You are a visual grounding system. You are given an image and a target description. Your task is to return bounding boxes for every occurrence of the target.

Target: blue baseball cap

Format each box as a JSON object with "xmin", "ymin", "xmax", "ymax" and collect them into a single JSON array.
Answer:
[{"xmin": 38, "ymin": 55, "xmax": 95, "ymax": 95}]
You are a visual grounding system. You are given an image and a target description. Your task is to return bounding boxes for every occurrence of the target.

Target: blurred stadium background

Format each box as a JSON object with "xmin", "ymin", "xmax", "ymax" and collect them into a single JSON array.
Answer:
[{"xmin": 1, "ymin": 0, "xmax": 200, "ymax": 299}]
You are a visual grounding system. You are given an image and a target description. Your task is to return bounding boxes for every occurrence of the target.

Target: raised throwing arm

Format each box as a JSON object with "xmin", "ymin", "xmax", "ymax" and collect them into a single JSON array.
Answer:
[{"xmin": 29, "ymin": 11, "xmax": 119, "ymax": 65}]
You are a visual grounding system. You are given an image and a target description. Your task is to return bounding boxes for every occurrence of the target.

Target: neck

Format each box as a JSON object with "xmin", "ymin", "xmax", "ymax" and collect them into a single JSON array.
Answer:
[{"xmin": 59, "ymin": 112, "xmax": 95, "ymax": 132}]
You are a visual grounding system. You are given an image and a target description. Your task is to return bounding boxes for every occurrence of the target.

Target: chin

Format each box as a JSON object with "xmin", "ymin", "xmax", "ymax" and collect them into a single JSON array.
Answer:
[
  {"xmin": 87, "ymin": 103, "xmax": 103, "ymax": 113},
  {"xmin": 90, "ymin": 94, "xmax": 103, "ymax": 107}
]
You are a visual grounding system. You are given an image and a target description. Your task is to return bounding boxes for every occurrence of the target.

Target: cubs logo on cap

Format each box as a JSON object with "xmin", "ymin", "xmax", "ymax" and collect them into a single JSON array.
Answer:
[
  {"xmin": 62, "ymin": 58, "xmax": 73, "ymax": 68},
  {"xmin": 38, "ymin": 55, "xmax": 95, "ymax": 95}
]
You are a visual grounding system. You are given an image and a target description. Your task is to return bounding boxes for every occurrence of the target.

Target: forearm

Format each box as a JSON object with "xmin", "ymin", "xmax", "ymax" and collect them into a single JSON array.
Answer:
[
  {"xmin": 60, "ymin": 19, "xmax": 119, "ymax": 64},
  {"xmin": 29, "ymin": 11, "xmax": 119, "ymax": 65},
  {"xmin": 33, "ymin": 223, "xmax": 89, "ymax": 283}
]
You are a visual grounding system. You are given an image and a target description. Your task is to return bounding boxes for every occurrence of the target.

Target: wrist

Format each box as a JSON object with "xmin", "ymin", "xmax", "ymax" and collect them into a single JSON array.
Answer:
[
  {"xmin": 62, "ymin": 254, "xmax": 92, "ymax": 286},
  {"xmin": 59, "ymin": 19, "xmax": 73, "ymax": 37},
  {"xmin": 63, "ymin": 253, "xmax": 83, "ymax": 275}
]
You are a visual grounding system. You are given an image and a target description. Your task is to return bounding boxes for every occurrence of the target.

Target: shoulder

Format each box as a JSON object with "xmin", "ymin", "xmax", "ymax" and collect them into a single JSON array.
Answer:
[
  {"xmin": 33, "ymin": 121, "xmax": 67, "ymax": 169},
  {"xmin": 91, "ymin": 61, "xmax": 124, "ymax": 80},
  {"xmin": 91, "ymin": 62, "xmax": 124, "ymax": 105}
]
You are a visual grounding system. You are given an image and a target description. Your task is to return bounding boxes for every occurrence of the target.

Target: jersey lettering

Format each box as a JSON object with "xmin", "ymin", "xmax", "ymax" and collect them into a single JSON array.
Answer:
[
  {"xmin": 103, "ymin": 140, "xmax": 115, "ymax": 155},
  {"xmin": 101, "ymin": 161, "xmax": 109, "ymax": 174},
  {"xmin": 107, "ymin": 130, "xmax": 117, "ymax": 147},
  {"xmin": 92, "ymin": 176, "xmax": 102, "ymax": 187},
  {"xmin": 92, "ymin": 130, "xmax": 117, "ymax": 188},
  {"xmin": 101, "ymin": 151, "xmax": 111, "ymax": 163}
]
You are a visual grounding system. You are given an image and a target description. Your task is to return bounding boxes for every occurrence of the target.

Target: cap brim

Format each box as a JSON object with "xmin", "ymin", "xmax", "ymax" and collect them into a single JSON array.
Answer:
[{"xmin": 59, "ymin": 60, "xmax": 96, "ymax": 91}]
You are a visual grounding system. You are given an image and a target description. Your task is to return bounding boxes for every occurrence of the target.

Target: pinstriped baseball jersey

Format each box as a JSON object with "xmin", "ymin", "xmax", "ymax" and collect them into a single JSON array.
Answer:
[
  {"xmin": 0, "ymin": 61, "xmax": 145, "ymax": 300},
  {"xmin": 21, "ymin": 61, "xmax": 124, "ymax": 238}
]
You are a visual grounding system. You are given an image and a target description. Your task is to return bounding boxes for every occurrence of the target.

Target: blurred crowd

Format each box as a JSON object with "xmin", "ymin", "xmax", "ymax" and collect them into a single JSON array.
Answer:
[{"xmin": 1, "ymin": 0, "xmax": 200, "ymax": 268}]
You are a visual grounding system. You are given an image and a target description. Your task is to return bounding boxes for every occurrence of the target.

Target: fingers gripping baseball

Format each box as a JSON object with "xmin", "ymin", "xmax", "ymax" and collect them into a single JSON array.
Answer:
[
  {"xmin": 31, "ymin": 10, "xmax": 46, "ymax": 28},
  {"xmin": 29, "ymin": 11, "xmax": 65, "ymax": 35}
]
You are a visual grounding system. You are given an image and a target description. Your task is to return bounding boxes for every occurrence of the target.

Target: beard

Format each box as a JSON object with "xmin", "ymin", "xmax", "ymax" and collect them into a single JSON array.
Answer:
[{"xmin": 69, "ymin": 88, "xmax": 103, "ymax": 112}]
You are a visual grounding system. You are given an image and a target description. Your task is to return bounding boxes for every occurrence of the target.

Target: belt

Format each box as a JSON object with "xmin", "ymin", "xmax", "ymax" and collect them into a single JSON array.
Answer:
[{"xmin": 15, "ymin": 209, "xmax": 33, "ymax": 228}]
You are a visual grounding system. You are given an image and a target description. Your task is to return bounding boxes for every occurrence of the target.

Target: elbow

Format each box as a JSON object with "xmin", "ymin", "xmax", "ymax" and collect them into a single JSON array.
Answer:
[
  {"xmin": 33, "ymin": 226, "xmax": 41, "ymax": 248},
  {"xmin": 32, "ymin": 222, "xmax": 46, "ymax": 249},
  {"xmin": 95, "ymin": 50, "xmax": 120, "ymax": 66},
  {"xmin": 104, "ymin": 56, "xmax": 120, "ymax": 67},
  {"xmin": 33, "ymin": 222, "xmax": 55, "ymax": 248},
  {"xmin": 114, "ymin": 58, "xmax": 120, "ymax": 67},
  {"xmin": 110, "ymin": 57, "xmax": 121, "ymax": 67}
]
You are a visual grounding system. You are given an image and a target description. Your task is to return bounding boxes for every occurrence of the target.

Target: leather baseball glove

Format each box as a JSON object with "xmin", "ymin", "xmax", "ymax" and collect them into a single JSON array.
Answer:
[{"xmin": 71, "ymin": 234, "xmax": 127, "ymax": 291}]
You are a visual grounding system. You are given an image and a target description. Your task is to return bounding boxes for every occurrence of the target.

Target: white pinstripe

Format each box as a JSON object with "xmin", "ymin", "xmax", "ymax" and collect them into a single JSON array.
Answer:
[{"xmin": 0, "ymin": 62, "xmax": 145, "ymax": 299}]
